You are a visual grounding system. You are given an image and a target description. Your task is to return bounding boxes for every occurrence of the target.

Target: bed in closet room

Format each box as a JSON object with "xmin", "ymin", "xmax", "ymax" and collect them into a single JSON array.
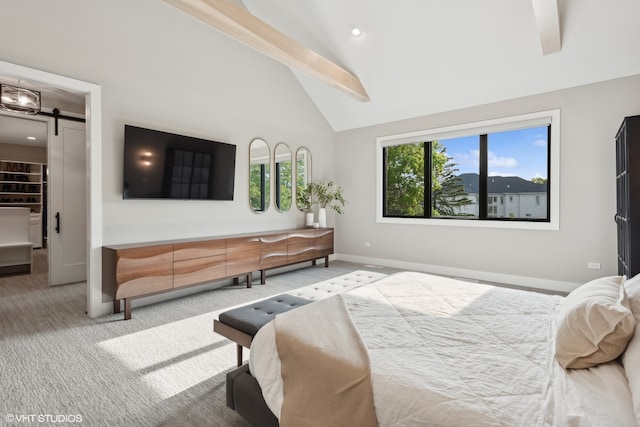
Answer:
[{"xmin": 223, "ymin": 270, "xmax": 640, "ymax": 426}]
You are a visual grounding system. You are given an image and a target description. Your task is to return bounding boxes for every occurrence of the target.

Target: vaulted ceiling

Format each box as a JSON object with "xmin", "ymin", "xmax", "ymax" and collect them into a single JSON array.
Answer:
[
  {"xmin": 2, "ymin": 0, "xmax": 640, "ymax": 139},
  {"xmin": 234, "ymin": 0, "xmax": 640, "ymax": 131}
]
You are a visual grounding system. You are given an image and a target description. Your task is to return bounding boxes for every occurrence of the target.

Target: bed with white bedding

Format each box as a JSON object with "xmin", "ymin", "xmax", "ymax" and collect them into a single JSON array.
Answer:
[{"xmin": 243, "ymin": 271, "xmax": 640, "ymax": 426}]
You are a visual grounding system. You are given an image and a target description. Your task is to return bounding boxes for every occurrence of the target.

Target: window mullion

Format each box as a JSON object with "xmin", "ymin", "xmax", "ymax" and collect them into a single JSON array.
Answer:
[
  {"xmin": 424, "ymin": 142, "xmax": 432, "ymax": 218},
  {"xmin": 479, "ymin": 134, "xmax": 488, "ymax": 219},
  {"xmin": 546, "ymin": 125, "xmax": 551, "ymax": 221}
]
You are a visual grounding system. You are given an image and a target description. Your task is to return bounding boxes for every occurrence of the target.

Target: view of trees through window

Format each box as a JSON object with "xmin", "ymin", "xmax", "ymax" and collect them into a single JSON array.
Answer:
[{"xmin": 383, "ymin": 125, "xmax": 550, "ymax": 221}]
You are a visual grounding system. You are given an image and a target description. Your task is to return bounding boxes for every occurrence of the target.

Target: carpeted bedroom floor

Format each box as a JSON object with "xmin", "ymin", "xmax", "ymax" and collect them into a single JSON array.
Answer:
[{"xmin": 0, "ymin": 255, "xmax": 397, "ymax": 426}]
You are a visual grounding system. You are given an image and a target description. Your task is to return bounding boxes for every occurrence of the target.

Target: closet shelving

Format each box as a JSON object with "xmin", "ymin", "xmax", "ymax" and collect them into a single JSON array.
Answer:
[
  {"xmin": 0, "ymin": 160, "xmax": 43, "ymax": 213},
  {"xmin": 0, "ymin": 160, "xmax": 43, "ymax": 248}
]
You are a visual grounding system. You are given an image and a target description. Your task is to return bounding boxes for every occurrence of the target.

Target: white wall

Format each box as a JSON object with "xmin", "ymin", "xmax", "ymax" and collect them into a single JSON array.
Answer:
[
  {"xmin": 0, "ymin": 143, "xmax": 47, "ymax": 164},
  {"xmin": 335, "ymin": 75, "xmax": 640, "ymax": 292},
  {"xmin": 0, "ymin": 0, "xmax": 335, "ymax": 315}
]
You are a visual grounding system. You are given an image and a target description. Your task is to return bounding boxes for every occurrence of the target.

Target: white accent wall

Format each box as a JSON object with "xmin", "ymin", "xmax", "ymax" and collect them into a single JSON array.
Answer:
[
  {"xmin": 335, "ymin": 75, "xmax": 640, "ymax": 292},
  {"xmin": 1, "ymin": 0, "xmax": 336, "ymax": 235},
  {"xmin": 0, "ymin": 0, "xmax": 335, "ymax": 316}
]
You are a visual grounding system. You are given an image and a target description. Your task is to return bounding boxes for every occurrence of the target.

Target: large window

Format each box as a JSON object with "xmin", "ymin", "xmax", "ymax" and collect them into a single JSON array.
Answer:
[{"xmin": 377, "ymin": 110, "xmax": 559, "ymax": 230}]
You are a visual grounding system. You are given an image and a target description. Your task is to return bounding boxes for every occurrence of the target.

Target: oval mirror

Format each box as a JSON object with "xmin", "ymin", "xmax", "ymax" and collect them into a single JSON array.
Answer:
[
  {"xmin": 274, "ymin": 142, "xmax": 292, "ymax": 212},
  {"xmin": 249, "ymin": 138, "xmax": 270, "ymax": 213},
  {"xmin": 295, "ymin": 147, "xmax": 312, "ymax": 211}
]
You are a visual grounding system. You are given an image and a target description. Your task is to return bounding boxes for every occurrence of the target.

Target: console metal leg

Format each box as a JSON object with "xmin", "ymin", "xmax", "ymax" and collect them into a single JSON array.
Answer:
[{"xmin": 124, "ymin": 298, "xmax": 132, "ymax": 320}]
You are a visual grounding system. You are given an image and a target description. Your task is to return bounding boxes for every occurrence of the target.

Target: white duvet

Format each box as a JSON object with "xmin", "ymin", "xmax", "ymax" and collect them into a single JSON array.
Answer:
[{"xmin": 250, "ymin": 271, "xmax": 638, "ymax": 426}]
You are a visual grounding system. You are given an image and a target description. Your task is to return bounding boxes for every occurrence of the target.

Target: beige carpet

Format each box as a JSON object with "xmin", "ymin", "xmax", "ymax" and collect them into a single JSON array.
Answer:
[{"xmin": 0, "ymin": 256, "xmax": 395, "ymax": 426}]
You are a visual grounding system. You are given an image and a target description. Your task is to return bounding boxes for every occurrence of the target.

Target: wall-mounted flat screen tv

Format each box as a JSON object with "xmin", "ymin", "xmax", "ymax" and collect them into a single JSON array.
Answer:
[{"xmin": 123, "ymin": 125, "xmax": 236, "ymax": 200}]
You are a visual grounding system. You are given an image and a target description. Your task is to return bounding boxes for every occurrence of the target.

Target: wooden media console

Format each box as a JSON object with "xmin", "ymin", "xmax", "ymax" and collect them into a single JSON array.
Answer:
[{"xmin": 102, "ymin": 228, "xmax": 333, "ymax": 319}]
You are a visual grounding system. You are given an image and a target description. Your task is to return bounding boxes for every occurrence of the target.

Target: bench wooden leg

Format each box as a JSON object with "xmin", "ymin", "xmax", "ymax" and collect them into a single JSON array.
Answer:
[{"xmin": 237, "ymin": 344, "xmax": 243, "ymax": 367}]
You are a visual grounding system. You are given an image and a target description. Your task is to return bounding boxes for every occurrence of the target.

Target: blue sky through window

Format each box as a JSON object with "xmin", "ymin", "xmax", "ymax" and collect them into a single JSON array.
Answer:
[{"xmin": 438, "ymin": 126, "xmax": 548, "ymax": 181}]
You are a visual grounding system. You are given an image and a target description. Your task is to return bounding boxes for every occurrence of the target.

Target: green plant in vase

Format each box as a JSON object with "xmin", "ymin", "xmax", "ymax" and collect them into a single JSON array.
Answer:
[
  {"xmin": 308, "ymin": 181, "xmax": 347, "ymax": 227},
  {"xmin": 296, "ymin": 184, "xmax": 314, "ymax": 226}
]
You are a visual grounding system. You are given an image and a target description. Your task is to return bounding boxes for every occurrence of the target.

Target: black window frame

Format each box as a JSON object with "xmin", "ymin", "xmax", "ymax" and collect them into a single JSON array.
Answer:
[{"xmin": 381, "ymin": 124, "xmax": 552, "ymax": 223}]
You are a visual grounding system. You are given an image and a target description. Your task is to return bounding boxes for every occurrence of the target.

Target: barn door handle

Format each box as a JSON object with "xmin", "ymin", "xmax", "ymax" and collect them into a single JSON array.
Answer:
[{"xmin": 55, "ymin": 212, "xmax": 61, "ymax": 234}]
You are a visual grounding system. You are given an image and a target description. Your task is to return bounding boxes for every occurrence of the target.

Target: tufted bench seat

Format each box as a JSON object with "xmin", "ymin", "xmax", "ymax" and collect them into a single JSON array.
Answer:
[
  {"xmin": 214, "ymin": 294, "xmax": 312, "ymax": 367},
  {"xmin": 214, "ymin": 270, "xmax": 388, "ymax": 366}
]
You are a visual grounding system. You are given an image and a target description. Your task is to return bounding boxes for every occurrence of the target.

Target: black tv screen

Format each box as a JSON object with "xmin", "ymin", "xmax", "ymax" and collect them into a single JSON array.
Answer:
[{"xmin": 123, "ymin": 125, "xmax": 236, "ymax": 200}]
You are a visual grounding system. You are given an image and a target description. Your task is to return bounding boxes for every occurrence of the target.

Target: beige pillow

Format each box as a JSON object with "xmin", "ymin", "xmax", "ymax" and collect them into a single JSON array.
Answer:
[{"xmin": 555, "ymin": 276, "xmax": 635, "ymax": 369}]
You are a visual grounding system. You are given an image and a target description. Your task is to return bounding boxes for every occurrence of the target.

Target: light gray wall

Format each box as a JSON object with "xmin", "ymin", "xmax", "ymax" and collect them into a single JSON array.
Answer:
[
  {"xmin": 0, "ymin": 0, "xmax": 335, "ymax": 247},
  {"xmin": 0, "ymin": 143, "xmax": 47, "ymax": 164},
  {"xmin": 335, "ymin": 75, "xmax": 640, "ymax": 291}
]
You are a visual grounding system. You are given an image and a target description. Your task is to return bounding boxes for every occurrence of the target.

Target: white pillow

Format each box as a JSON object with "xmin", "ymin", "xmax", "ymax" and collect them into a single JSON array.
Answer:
[
  {"xmin": 555, "ymin": 276, "xmax": 635, "ymax": 369},
  {"xmin": 622, "ymin": 324, "xmax": 640, "ymax": 424},
  {"xmin": 625, "ymin": 273, "xmax": 640, "ymax": 321}
]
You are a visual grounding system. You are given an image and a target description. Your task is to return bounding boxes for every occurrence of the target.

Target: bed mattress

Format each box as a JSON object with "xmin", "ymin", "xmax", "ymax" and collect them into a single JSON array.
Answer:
[{"xmin": 249, "ymin": 271, "xmax": 638, "ymax": 426}]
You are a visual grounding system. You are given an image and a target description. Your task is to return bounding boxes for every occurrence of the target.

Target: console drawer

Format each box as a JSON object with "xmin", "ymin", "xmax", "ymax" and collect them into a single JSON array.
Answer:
[
  {"xmin": 227, "ymin": 236, "xmax": 259, "ymax": 276},
  {"xmin": 174, "ymin": 254, "xmax": 226, "ymax": 288},
  {"xmin": 174, "ymin": 240, "xmax": 226, "ymax": 261},
  {"xmin": 259, "ymin": 233, "xmax": 288, "ymax": 269},
  {"xmin": 115, "ymin": 245, "xmax": 174, "ymax": 299}
]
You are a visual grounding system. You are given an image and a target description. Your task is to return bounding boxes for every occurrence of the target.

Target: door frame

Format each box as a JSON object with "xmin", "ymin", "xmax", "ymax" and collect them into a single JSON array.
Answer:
[{"xmin": 0, "ymin": 60, "xmax": 103, "ymax": 317}]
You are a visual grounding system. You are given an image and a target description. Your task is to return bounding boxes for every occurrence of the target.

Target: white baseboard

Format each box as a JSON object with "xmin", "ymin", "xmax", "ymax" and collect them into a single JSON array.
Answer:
[{"xmin": 336, "ymin": 253, "xmax": 580, "ymax": 294}]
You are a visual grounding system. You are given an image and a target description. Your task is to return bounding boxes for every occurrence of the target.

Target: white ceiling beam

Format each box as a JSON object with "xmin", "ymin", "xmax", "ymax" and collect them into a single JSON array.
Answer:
[
  {"xmin": 163, "ymin": 0, "xmax": 370, "ymax": 102},
  {"xmin": 531, "ymin": 0, "xmax": 561, "ymax": 55}
]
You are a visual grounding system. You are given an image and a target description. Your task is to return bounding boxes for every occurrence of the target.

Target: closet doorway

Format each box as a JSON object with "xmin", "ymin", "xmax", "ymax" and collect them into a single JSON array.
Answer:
[
  {"xmin": 0, "ymin": 97, "xmax": 87, "ymax": 287},
  {"xmin": 0, "ymin": 60, "xmax": 102, "ymax": 317}
]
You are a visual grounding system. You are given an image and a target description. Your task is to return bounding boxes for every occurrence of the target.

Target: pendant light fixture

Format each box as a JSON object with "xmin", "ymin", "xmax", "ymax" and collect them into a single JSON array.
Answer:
[{"xmin": 0, "ymin": 84, "xmax": 41, "ymax": 115}]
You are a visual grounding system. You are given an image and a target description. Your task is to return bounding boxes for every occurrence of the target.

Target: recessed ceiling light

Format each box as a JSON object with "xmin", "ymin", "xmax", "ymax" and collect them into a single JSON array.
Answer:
[
  {"xmin": 27, "ymin": 136, "xmax": 36, "ymax": 140},
  {"xmin": 351, "ymin": 26, "xmax": 362, "ymax": 37}
]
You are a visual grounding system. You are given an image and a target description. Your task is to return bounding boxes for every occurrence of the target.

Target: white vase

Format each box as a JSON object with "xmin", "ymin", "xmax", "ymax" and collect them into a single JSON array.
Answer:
[
  {"xmin": 318, "ymin": 207, "xmax": 327, "ymax": 228},
  {"xmin": 306, "ymin": 212, "xmax": 314, "ymax": 227}
]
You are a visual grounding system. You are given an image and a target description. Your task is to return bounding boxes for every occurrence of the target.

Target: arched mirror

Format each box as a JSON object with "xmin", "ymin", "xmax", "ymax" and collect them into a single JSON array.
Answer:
[
  {"xmin": 249, "ymin": 138, "xmax": 270, "ymax": 212},
  {"xmin": 295, "ymin": 147, "xmax": 312, "ymax": 211},
  {"xmin": 274, "ymin": 142, "xmax": 292, "ymax": 212}
]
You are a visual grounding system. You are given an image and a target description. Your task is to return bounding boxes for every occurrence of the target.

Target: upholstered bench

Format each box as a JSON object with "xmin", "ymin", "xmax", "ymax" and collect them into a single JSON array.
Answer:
[{"xmin": 213, "ymin": 294, "xmax": 312, "ymax": 367}]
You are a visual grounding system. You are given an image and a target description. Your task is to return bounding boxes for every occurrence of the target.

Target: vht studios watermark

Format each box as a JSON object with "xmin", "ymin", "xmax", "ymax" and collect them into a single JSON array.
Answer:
[{"xmin": 5, "ymin": 414, "xmax": 83, "ymax": 423}]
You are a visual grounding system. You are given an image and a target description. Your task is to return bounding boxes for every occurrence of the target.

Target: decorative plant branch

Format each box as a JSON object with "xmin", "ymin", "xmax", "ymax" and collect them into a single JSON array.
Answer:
[
  {"xmin": 296, "ymin": 184, "xmax": 313, "ymax": 213},
  {"xmin": 299, "ymin": 181, "xmax": 347, "ymax": 214}
]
